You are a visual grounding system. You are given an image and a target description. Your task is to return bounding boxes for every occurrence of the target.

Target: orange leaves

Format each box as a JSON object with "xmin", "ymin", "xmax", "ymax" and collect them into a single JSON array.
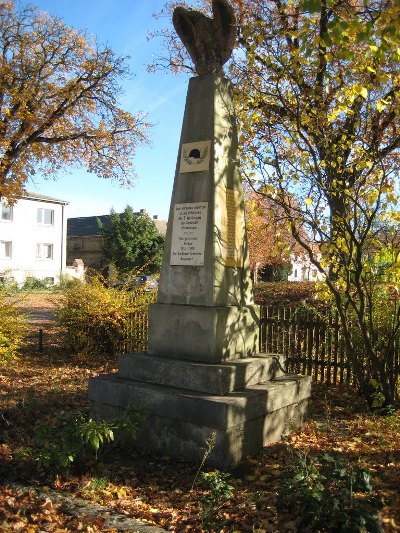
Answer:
[
  {"xmin": 245, "ymin": 189, "xmax": 301, "ymax": 273},
  {"xmin": 0, "ymin": 3, "xmax": 149, "ymax": 202},
  {"xmin": 2, "ymin": 299, "xmax": 400, "ymax": 530}
]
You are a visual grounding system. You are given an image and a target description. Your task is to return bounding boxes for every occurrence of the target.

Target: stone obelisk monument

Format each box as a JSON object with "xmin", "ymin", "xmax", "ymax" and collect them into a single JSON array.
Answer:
[{"xmin": 89, "ymin": 0, "xmax": 310, "ymax": 467}]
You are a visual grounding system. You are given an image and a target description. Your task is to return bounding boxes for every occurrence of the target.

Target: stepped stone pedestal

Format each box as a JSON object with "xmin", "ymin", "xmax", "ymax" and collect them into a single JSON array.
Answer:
[{"xmin": 88, "ymin": 74, "xmax": 311, "ymax": 467}]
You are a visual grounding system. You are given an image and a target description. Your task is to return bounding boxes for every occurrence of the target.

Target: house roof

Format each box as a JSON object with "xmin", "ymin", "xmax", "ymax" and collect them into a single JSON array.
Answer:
[
  {"xmin": 67, "ymin": 215, "xmax": 111, "ymax": 237},
  {"xmin": 23, "ymin": 191, "xmax": 69, "ymax": 205},
  {"xmin": 67, "ymin": 213, "xmax": 167, "ymax": 238}
]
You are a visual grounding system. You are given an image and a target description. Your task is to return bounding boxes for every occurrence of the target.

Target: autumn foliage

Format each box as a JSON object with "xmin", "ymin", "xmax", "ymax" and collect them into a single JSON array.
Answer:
[
  {"xmin": 56, "ymin": 277, "xmax": 133, "ymax": 358},
  {"xmin": 245, "ymin": 189, "xmax": 304, "ymax": 278},
  {"xmin": 0, "ymin": 2, "xmax": 148, "ymax": 202},
  {"xmin": 0, "ymin": 290, "xmax": 27, "ymax": 364}
]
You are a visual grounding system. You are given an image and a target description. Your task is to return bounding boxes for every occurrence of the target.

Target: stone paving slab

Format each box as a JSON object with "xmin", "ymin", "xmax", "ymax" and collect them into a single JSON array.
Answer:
[{"xmin": 4, "ymin": 483, "xmax": 166, "ymax": 532}]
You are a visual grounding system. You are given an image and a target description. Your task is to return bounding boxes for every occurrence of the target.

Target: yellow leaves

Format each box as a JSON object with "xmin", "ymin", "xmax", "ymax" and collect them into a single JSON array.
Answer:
[
  {"xmin": 366, "ymin": 189, "xmax": 379, "ymax": 206},
  {"xmin": 377, "ymin": 100, "xmax": 386, "ymax": 113},
  {"xmin": 327, "ymin": 104, "xmax": 351, "ymax": 123},
  {"xmin": 360, "ymin": 87, "xmax": 368, "ymax": 99}
]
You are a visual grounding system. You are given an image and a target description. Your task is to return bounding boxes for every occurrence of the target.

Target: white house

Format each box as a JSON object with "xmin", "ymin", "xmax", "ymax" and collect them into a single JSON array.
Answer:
[
  {"xmin": 287, "ymin": 253, "xmax": 324, "ymax": 282},
  {"xmin": 0, "ymin": 191, "xmax": 69, "ymax": 286}
]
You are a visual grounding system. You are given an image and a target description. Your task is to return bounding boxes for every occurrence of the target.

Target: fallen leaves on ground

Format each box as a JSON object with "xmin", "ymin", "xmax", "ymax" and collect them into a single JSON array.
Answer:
[{"xmin": 0, "ymin": 293, "xmax": 399, "ymax": 531}]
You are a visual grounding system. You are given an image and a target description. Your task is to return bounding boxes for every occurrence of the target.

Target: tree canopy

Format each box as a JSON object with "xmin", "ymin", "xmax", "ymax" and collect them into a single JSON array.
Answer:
[
  {"xmin": 0, "ymin": 1, "xmax": 148, "ymax": 202},
  {"xmin": 98, "ymin": 207, "xmax": 165, "ymax": 276}
]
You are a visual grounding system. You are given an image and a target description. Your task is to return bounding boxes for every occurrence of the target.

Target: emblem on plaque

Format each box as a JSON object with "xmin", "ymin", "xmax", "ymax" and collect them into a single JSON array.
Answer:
[{"xmin": 179, "ymin": 140, "xmax": 211, "ymax": 173}]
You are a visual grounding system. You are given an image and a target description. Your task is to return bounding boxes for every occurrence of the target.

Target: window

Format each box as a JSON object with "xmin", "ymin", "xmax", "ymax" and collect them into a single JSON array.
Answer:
[
  {"xmin": 1, "ymin": 204, "xmax": 12, "ymax": 221},
  {"xmin": 36, "ymin": 243, "xmax": 53, "ymax": 260},
  {"xmin": 37, "ymin": 208, "xmax": 54, "ymax": 225},
  {"xmin": 0, "ymin": 241, "xmax": 12, "ymax": 259}
]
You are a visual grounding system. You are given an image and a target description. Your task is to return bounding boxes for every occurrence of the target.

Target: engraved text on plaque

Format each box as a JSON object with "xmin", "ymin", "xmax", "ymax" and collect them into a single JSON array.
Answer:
[{"xmin": 170, "ymin": 202, "xmax": 208, "ymax": 266}]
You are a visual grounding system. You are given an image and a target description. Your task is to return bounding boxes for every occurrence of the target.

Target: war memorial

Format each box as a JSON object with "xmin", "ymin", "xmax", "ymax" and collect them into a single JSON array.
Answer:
[{"xmin": 88, "ymin": 0, "xmax": 311, "ymax": 467}]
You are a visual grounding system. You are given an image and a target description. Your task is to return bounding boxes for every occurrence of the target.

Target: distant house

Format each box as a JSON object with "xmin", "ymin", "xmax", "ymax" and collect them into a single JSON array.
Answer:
[
  {"xmin": 67, "ymin": 210, "xmax": 167, "ymax": 274},
  {"xmin": 0, "ymin": 191, "xmax": 69, "ymax": 286},
  {"xmin": 287, "ymin": 253, "xmax": 324, "ymax": 282}
]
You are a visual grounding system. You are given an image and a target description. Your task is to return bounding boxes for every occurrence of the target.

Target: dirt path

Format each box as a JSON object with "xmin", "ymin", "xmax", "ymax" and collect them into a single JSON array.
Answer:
[
  {"xmin": 16, "ymin": 292, "xmax": 60, "ymax": 325},
  {"xmin": 10, "ymin": 291, "xmax": 62, "ymax": 354}
]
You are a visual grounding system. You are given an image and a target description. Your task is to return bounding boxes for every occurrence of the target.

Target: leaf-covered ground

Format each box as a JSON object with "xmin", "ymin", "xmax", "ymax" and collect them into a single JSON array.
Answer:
[{"xmin": 0, "ymin": 293, "xmax": 399, "ymax": 532}]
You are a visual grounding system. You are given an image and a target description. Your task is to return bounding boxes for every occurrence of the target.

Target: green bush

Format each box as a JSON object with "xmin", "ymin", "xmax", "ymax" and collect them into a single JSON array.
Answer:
[
  {"xmin": 198, "ymin": 470, "xmax": 234, "ymax": 528},
  {"xmin": 21, "ymin": 276, "xmax": 51, "ymax": 291},
  {"xmin": 56, "ymin": 275, "xmax": 153, "ymax": 357},
  {"xmin": 279, "ymin": 450, "xmax": 383, "ymax": 532},
  {"xmin": 20, "ymin": 406, "xmax": 145, "ymax": 476},
  {"xmin": 0, "ymin": 290, "xmax": 27, "ymax": 364}
]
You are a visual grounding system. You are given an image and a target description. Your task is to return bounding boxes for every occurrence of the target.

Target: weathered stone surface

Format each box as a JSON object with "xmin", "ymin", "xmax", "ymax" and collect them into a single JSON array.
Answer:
[
  {"xmin": 156, "ymin": 75, "xmax": 253, "ymax": 308},
  {"xmin": 6, "ymin": 483, "xmax": 166, "ymax": 533},
  {"xmin": 89, "ymin": 374, "xmax": 310, "ymax": 431},
  {"xmin": 148, "ymin": 303, "xmax": 259, "ymax": 362},
  {"xmin": 173, "ymin": 0, "xmax": 236, "ymax": 76},
  {"xmin": 118, "ymin": 352, "xmax": 287, "ymax": 394},
  {"xmin": 89, "ymin": 375, "xmax": 310, "ymax": 467}
]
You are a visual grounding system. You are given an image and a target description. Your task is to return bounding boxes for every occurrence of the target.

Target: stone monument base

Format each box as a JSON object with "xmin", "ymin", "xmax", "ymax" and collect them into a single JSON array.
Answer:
[
  {"xmin": 89, "ymin": 353, "xmax": 311, "ymax": 467},
  {"xmin": 148, "ymin": 303, "xmax": 260, "ymax": 362}
]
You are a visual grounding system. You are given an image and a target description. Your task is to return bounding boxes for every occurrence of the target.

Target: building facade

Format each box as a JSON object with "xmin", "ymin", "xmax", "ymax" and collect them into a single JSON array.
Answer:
[{"xmin": 0, "ymin": 192, "xmax": 68, "ymax": 286}]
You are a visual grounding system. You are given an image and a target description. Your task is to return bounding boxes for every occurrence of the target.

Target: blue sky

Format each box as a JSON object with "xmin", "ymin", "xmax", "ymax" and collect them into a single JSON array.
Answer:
[{"xmin": 23, "ymin": 0, "xmax": 188, "ymax": 221}]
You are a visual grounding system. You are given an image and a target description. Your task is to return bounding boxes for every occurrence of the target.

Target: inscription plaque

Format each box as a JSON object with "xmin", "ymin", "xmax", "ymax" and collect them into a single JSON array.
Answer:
[
  {"xmin": 179, "ymin": 140, "xmax": 211, "ymax": 173},
  {"xmin": 218, "ymin": 188, "xmax": 243, "ymax": 267},
  {"xmin": 170, "ymin": 202, "xmax": 208, "ymax": 266}
]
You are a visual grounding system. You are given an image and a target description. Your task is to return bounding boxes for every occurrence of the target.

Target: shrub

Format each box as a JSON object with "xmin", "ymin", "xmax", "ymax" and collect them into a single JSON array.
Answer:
[
  {"xmin": 21, "ymin": 276, "xmax": 50, "ymax": 291},
  {"xmin": 56, "ymin": 275, "xmax": 154, "ymax": 357},
  {"xmin": 198, "ymin": 470, "xmax": 234, "ymax": 528},
  {"xmin": 279, "ymin": 449, "xmax": 384, "ymax": 532},
  {"xmin": 0, "ymin": 290, "xmax": 27, "ymax": 364},
  {"xmin": 20, "ymin": 406, "xmax": 145, "ymax": 476},
  {"xmin": 346, "ymin": 285, "xmax": 400, "ymax": 407}
]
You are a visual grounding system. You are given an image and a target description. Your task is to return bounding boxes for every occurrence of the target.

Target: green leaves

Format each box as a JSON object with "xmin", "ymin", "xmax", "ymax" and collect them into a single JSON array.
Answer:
[
  {"xmin": 280, "ymin": 450, "xmax": 384, "ymax": 532},
  {"xmin": 299, "ymin": 0, "xmax": 322, "ymax": 13},
  {"xmin": 198, "ymin": 470, "xmax": 234, "ymax": 528},
  {"xmin": 98, "ymin": 207, "xmax": 165, "ymax": 276},
  {"xmin": 23, "ymin": 406, "xmax": 146, "ymax": 476}
]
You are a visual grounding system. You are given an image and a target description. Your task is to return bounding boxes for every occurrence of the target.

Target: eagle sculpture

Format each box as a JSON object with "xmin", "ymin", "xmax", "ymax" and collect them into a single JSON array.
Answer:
[{"xmin": 172, "ymin": 0, "xmax": 237, "ymax": 76}]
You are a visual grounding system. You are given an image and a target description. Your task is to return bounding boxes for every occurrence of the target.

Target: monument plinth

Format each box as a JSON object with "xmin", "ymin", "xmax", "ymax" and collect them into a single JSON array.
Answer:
[{"xmin": 88, "ymin": 0, "xmax": 310, "ymax": 467}]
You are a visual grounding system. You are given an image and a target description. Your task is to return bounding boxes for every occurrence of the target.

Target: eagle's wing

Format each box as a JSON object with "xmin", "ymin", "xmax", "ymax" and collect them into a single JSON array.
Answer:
[{"xmin": 212, "ymin": 0, "xmax": 236, "ymax": 66}]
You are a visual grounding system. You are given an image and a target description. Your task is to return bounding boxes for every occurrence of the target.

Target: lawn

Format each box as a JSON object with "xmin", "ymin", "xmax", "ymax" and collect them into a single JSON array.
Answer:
[{"xmin": 0, "ymin": 293, "xmax": 399, "ymax": 532}]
